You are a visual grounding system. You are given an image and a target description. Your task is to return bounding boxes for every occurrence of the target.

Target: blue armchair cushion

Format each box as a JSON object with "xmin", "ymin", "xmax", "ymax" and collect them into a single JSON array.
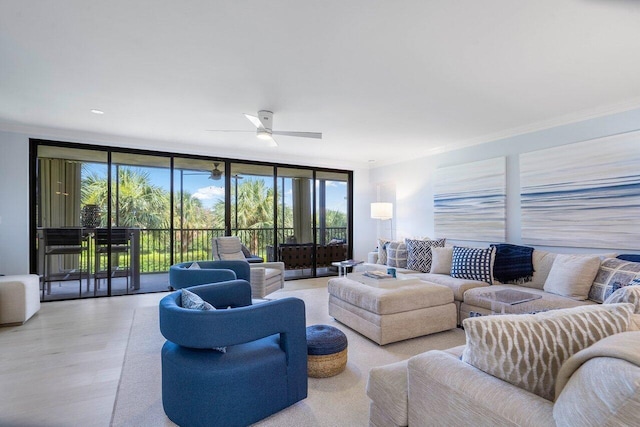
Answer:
[{"xmin": 181, "ymin": 289, "xmax": 227, "ymax": 353}]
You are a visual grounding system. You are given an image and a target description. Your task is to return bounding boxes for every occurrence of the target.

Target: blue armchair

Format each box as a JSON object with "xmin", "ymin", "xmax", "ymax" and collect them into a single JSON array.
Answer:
[
  {"xmin": 159, "ymin": 280, "xmax": 308, "ymax": 427},
  {"xmin": 168, "ymin": 260, "xmax": 250, "ymax": 290}
]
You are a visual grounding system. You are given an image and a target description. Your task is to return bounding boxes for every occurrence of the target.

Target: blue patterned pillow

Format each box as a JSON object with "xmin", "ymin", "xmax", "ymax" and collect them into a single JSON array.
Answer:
[
  {"xmin": 180, "ymin": 289, "xmax": 226, "ymax": 353},
  {"xmin": 589, "ymin": 258, "xmax": 640, "ymax": 303},
  {"xmin": 450, "ymin": 246, "xmax": 495, "ymax": 284},
  {"xmin": 406, "ymin": 238, "xmax": 446, "ymax": 272}
]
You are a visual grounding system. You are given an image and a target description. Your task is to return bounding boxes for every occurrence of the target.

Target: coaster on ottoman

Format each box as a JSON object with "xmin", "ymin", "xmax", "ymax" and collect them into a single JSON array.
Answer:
[{"xmin": 306, "ymin": 324, "xmax": 348, "ymax": 378}]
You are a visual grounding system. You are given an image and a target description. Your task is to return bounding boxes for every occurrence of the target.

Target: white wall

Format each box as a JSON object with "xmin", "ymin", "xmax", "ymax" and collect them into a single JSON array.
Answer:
[
  {"xmin": 0, "ymin": 130, "xmax": 376, "ymax": 274},
  {"xmin": 369, "ymin": 107, "xmax": 640, "ymax": 254},
  {"xmin": 0, "ymin": 131, "xmax": 31, "ymax": 274}
]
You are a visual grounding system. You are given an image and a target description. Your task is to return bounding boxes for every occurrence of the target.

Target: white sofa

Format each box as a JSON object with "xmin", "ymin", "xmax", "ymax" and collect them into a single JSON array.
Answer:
[
  {"xmin": 0, "ymin": 274, "xmax": 41, "ymax": 325},
  {"xmin": 361, "ymin": 249, "xmax": 617, "ymax": 324},
  {"xmin": 367, "ymin": 304, "xmax": 640, "ymax": 427}
]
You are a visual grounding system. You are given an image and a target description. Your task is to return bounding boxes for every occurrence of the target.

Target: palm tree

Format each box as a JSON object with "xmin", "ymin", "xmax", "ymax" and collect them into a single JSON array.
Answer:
[{"xmin": 81, "ymin": 166, "xmax": 168, "ymax": 229}]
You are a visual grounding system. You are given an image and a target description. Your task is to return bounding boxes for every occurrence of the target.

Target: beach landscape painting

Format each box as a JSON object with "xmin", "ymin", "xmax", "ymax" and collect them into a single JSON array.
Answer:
[
  {"xmin": 434, "ymin": 157, "xmax": 506, "ymax": 241},
  {"xmin": 520, "ymin": 131, "xmax": 640, "ymax": 249}
]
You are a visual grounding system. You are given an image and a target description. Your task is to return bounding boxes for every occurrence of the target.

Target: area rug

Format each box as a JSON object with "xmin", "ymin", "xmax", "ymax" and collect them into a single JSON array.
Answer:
[{"xmin": 110, "ymin": 287, "xmax": 466, "ymax": 426}]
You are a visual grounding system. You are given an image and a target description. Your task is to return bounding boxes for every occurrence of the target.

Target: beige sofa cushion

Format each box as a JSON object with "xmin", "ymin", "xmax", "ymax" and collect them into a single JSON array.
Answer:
[
  {"xmin": 543, "ymin": 254, "xmax": 601, "ymax": 300},
  {"xmin": 461, "ymin": 303, "xmax": 633, "ymax": 401},
  {"xmin": 412, "ymin": 273, "xmax": 489, "ymax": 301}
]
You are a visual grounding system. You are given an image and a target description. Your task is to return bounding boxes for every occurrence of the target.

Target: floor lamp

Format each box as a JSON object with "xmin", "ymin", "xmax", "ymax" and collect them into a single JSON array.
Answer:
[{"xmin": 371, "ymin": 202, "xmax": 393, "ymax": 240}]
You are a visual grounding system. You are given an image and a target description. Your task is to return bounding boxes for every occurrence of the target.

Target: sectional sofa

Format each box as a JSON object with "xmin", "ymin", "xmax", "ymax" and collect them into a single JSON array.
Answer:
[
  {"xmin": 362, "ymin": 240, "xmax": 640, "ymax": 426},
  {"xmin": 362, "ymin": 243, "xmax": 639, "ymax": 325},
  {"xmin": 367, "ymin": 303, "xmax": 640, "ymax": 427}
]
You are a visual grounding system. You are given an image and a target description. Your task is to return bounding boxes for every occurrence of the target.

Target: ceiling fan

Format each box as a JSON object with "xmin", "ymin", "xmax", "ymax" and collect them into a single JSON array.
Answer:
[
  {"xmin": 206, "ymin": 110, "xmax": 322, "ymax": 147},
  {"xmin": 209, "ymin": 162, "xmax": 223, "ymax": 180}
]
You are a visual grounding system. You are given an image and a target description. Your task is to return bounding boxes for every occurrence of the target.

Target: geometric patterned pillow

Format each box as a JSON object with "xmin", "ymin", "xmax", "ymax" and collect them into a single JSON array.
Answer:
[
  {"xmin": 386, "ymin": 241, "xmax": 408, "ymax": 268},
  {"xmin": 406, "ymin": 238, "xmax": 446, "ymax": 272},
  {"xmin": 589, "ymin": 258, "xmax": 640, "ymax": 303},
  {"xmin": 461, "ymin": 303, "xmax": 633, "ymax": 401},
  {"xmin": 450, "ymin": 246, "xmax": 495, "ymax": 284}
]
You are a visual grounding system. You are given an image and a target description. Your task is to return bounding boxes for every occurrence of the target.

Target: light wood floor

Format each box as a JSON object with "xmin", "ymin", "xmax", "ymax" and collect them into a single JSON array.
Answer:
[{"xmin": 0, "ymin": 277, "xmax": 329, "ymax": 427}]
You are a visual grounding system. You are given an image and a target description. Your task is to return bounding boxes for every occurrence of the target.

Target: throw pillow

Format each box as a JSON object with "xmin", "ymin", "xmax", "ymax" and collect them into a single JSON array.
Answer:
[
  {"xmin": 450, "ymin": 246, "xmax": 495, "ymax": 284},
  {"xmin": 405, "ymin": 238, "xmax": 446, "ymax": 272},
  {"xmin": 215, "ymin": 236, "xmax": 244, "ymax": 261},
  {"xmin": 377, "ymin": 238, "xmax": 391, "ymax": 265},
  {"xmin": 386, "ymin": 241, "xmax": 408, "ymax": 268},
  {"xmin": 589, "ymin": 258, "xmax": 640, "ymax": 303},
  {"xmin": 605, "ymin": 286, "xmax": 640, "ymax": 314},
  {"xmin": 618, "ymin": 254, "xmax": 640, "ymax": 262},
  {"xmin": 543, "ymin": 254, "xmax": 601, "ymax": 301},
  {"xmin": 461, "ymin": 303, "xmax": 633, "ymax": 401},
  {"xmin": 220, "ymin": 251, "xmax": 247, "ymax": 261},
  {"xmin": 181, "ymin": 288, "xmax": 214, "ymax": 311},
  {"xmin": 180, "ymin": 289, "xmax": 227, "ymax": 353},
  {"xmin": 430, "ymin": 247, "xmax": 453, "ymax": 274},
  {"xmin": 187, "ymin": 261, "xmax": 201, "ymax": 270}
]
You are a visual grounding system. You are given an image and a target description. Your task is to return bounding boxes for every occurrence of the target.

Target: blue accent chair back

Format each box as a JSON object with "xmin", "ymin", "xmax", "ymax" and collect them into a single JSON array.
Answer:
[
  {"xmin": 168, "ymin": 260, "xmax": 251, "ymax": 289},
  {"xmin": 159, "ymin": 280, "xmax": 308, "ymax": 427}
]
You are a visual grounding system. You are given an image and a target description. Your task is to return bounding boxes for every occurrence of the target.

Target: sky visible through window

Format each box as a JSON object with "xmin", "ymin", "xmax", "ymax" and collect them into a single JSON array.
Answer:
[{"xmin": 83, "ymin": 164, "xmax": 347, "ymax": 212}]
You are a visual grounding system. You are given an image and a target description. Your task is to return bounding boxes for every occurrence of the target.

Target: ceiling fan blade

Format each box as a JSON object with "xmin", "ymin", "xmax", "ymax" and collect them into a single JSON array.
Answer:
[
  {"xmin": 204, "ymin": 129, "xmax": 255, "ymax": 133},
  {"xmin": 272, "ymin": 130, "xmax": 322, "ymax": 139},
  {"xmin": 244, "ymin": 114, "xmax": 264, "ymax": 130}
]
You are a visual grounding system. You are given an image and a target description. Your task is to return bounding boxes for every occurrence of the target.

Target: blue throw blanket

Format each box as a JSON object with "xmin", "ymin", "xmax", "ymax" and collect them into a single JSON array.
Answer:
[{"xmin": 491, "ymin": 243, "xmax": 535, "ymax": 283}]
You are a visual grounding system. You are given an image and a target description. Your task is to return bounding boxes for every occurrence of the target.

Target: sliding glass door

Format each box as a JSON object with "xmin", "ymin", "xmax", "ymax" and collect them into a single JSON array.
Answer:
[
  {"xmin": 172, "ymin": 157, "xmax": 227, "ymax": 263},
  {"xmin": 32, "ymin": 139, "xmax": 353, "ymax": 300}
]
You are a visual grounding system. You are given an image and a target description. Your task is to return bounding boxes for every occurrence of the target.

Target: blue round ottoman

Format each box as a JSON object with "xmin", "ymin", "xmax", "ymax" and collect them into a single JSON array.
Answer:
[{"xmin": 306, "ymin": 324, "xmax": 348, "ymax": 378}]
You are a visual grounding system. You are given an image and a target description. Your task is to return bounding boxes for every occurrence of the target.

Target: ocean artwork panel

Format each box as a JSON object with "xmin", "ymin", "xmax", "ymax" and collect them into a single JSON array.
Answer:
[
  {"xmin": 520, "ymin": 131, "xmax": 640, "ymax": 249},
  {"xmin": 434, "ymin": 157, "xmax": 506, "ymax": 241}
]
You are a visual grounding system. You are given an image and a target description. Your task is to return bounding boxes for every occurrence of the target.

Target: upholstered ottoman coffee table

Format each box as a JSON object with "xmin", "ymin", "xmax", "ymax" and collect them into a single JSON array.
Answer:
[{"xmin": 328, "ymin": 273, "xmax": 456, "ymax": 345}]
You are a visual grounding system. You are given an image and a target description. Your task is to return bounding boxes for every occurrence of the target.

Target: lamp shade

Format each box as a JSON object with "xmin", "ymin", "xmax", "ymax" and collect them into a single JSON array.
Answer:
[{"xmin": 371, "ymin": 202, "xmax": 393, "ymax": 220}]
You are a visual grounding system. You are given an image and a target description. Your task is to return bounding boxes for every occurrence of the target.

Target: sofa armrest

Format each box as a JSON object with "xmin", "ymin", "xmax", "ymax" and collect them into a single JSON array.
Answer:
[
  {"xmin": 366, "ymin": 360, "xmax": 409, "ymax": 426},
  {"xmin": 408, "ymin": 350, "xmax": 554, "ymax": 427}
]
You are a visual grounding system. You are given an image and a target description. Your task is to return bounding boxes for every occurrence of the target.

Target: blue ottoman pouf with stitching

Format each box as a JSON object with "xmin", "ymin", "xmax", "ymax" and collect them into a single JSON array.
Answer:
[{"xmin": 306, "ymin": 324, "xmax": 348, "ymax": 378}]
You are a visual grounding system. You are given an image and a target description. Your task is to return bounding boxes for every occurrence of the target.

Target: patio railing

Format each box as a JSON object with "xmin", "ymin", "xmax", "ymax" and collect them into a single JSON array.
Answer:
[{"xmin": 138, "ymin": 227, "xmax": 348, "ymax": 273}]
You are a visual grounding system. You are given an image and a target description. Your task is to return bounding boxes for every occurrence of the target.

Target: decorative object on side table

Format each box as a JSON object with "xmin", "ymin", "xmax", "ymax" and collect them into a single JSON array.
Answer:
[{"xmin": 331, "ymin": 259, "xmax": 363, "ymax": 276}]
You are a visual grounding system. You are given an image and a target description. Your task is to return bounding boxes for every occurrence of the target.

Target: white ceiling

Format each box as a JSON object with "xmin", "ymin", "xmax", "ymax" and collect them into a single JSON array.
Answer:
[{"xmin": 2, "ymin": 0, "xmax": 640, "ymax": 168}]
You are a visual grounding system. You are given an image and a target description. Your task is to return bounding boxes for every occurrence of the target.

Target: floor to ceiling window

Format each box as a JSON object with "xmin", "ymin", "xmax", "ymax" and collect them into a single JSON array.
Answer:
[{"xmin": 30, "ymin": 139, "xmax": 353, "ymax": 301}]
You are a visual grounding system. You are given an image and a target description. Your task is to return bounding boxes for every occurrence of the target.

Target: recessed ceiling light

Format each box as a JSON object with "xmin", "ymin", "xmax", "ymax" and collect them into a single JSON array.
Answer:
[{"xmin": 90, "ymin": 109, "xmax": 105, "ymax": 115}]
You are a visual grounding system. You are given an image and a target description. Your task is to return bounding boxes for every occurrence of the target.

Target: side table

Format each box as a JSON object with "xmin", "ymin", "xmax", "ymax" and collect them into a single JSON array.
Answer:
[{"xmin": 331, "ymin": 260, "xmax": 363, "ymax": 277}]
